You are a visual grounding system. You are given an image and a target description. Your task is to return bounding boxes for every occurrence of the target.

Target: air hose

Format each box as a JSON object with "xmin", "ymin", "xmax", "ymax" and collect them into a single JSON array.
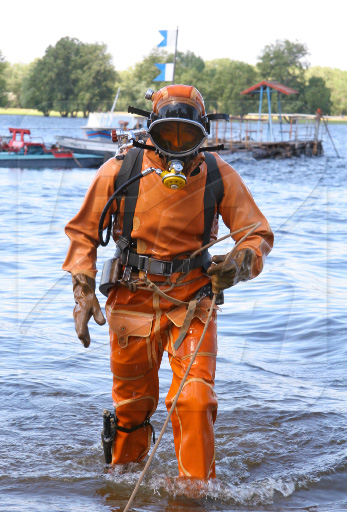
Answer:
[{"xmin": 98, "ymin": 167, "xmax": 157, "ymax": 247}]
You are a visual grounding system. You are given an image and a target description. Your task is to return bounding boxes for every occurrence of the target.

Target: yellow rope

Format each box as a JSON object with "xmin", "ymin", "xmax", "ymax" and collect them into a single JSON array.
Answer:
[
  {"xmin": 122, "ymin": 222, "xmax": 262, "ymax": 511},
  {"xmin": 123, "ymin": 294, "xmax": 217, "ymax": 512}
]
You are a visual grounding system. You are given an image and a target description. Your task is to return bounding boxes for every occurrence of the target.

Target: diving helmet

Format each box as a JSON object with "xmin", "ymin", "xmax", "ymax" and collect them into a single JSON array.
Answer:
[
  {"xmin": 127, "ymin": 85, "xmax": 228, "ymax": 189},
  {"xmin": 145, "ymin": 85, "xmax": 209, "ymax": 159}
]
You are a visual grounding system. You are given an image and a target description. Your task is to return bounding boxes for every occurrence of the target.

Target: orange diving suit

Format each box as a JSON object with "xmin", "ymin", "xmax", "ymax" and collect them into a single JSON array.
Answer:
[{"xmin": 63, "ymin": 85, "xmax": 273, "ymax": 479}]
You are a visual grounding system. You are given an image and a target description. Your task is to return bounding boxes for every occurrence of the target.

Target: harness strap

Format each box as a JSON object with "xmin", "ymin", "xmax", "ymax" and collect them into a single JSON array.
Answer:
[
  {"xmin": 113, "ymin": 150, "xmax": 224, "ymax": 276},
  {"xmin": 173, "ymin": 282, "xmax": 217, "ymax": 351},
  {"xmin": 173, "ymin": 299, "xmax": 199, "ymax": 351},
  {"xmin": 120, "ymin": 251, "xmax": 211, "ymax": 277},
  {"xmin": 202, "ymin": 152, "xmax": 224, "ymax": 247},
  {"xmin": 114, "ymin": 148, "xmax": 144, "ymax": 240},
  {"xmin": 115, "ymin": 415, "xmax": 156, "ymax": 444}
]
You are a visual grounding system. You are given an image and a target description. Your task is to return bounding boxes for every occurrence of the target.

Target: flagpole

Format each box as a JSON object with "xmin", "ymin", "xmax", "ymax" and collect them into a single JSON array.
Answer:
[{"xmin": 172, "ymin": 26, "xmax": 178, "ymax": 84}]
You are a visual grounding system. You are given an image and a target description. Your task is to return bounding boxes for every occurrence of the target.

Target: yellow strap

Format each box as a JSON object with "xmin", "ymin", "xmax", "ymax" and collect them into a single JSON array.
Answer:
[{"xmin": 173, "ymin": 299, "xmax": 198, "ymax": 351}]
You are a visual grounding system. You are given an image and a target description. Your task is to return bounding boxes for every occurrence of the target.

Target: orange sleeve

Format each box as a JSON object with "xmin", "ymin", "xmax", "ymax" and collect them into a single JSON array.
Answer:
[
  {"xmin": 62, "ymin": 157, "xmax": 122, "ymax": 277},
  {"xmin": 215, "ymin": 154, "xmax": 274, "ymax": 278}
]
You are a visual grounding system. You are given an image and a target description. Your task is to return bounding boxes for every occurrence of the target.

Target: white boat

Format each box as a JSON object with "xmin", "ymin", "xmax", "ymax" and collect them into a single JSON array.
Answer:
[
  {"xmin": 81, "ymin": 112, "xmax": 146, "ymax": 142},
  {"xmin": 55, "ymin": 135, "xmax": 116, "ymax": 156},
  {"xmin": 56, "ymin": 128, "xmax": 149, "ymax": 159}
]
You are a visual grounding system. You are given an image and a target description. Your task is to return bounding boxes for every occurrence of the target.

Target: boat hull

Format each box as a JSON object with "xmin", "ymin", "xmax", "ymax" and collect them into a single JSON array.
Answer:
[
  {"xmin": 55, "ymin": 135, "xmax": 116, "ymax": 157},
  {"xmin": 0, "ymin": 152, "xmax": 104, "ymax": 169}
]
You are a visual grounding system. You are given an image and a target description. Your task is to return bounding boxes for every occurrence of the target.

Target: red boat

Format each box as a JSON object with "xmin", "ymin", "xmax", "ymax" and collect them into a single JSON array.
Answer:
[{"xmin": 0, "ymin": 128, "xmax": 104, "ymax": 168}]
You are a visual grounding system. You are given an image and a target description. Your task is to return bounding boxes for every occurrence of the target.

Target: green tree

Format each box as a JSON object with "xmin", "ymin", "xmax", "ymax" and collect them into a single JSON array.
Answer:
[
  {"xmin": 172, "ymin": 50, "xmax": 205, "ymax": 86},
  {"xmin": 21, "ymin": 58, "xmax": 54, "ymax": 116},
  {"xmin": 21, "ymin": 38, "xmax": 81, "ymax": 116},
  {"xmin": 203, "ymin": 59, "xmax": 259, "ymax": 115},
  {"xmin": 304, "ymin": 76, "xmax": 332, "ymax": 115},
  {"xmin": 0, "ymin": 50, "xmax": 8, "ymax": 107},
  {"xmin": 75, "ymin": 43, "xmax": 118, "ymax": 117},
  {"xmin": 21, "ymin": 37, "xmax": 118, "ymax": 116},
  {"xmin": 257, "ymin": 39, "xmax": 309, "ymax": 112},
  {"xmin": 5, "ymin": 63, "xmax": 30, "ymax": 107},
  {"xmin": 306, "ymin": 66, "xmax": 347, "ymax": 115},
  {"xmin": 114, "ymin": 51, "xmax": 260, "ymax": 118},
  {"xmin": 48, "ymin": 37, "xmax": 82, "ymax": 116}
]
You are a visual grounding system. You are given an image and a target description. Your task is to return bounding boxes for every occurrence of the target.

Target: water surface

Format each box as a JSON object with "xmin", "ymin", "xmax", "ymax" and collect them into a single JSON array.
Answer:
[{"xmin": 0, "ymin": 115, "xmax": 346, "ymax": 511}]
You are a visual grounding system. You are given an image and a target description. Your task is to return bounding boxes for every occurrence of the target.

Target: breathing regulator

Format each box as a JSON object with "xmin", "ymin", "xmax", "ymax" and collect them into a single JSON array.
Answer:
[{"xmin": 158, "ymin": 159, "xmax": 186, "ymax": 190}]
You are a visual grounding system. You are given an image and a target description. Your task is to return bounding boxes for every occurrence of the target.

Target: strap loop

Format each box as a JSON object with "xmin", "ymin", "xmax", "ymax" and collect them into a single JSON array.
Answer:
[
  {"xmin": 120, "ymin": 251, "xmax": 211, "ymax": 277},
  {"xmin": 115, "ymin": 415, "xmax": 156, "ymax": 444}
]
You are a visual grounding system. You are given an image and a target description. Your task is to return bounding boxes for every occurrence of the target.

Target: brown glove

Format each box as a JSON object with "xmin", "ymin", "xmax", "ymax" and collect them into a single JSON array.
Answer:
[
  {"xmin": 207, "ymin": 248, "xmax": 254, "ymax": 294},
  {"xmin": 72, "ymin": 273, "xmax": 106, "ymax": 348}
]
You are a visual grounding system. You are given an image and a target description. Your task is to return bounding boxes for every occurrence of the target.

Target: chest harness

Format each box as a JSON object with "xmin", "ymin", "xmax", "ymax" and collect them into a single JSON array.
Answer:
[{"xmin": 101, "ymin": 147, "xmax": 223, "ymax": 279}]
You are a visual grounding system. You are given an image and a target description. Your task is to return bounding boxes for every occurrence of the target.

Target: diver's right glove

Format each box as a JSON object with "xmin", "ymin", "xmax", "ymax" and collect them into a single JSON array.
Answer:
[
  {"xmin": 72, "ymin": 273, "xmax": 106, "ymax": 348},
  {"xmin": 207, "ymin": 248, "xmax": 254, "ymax": 294}
]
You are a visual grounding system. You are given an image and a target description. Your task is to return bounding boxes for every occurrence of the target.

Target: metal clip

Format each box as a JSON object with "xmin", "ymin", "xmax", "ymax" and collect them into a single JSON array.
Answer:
[
  {"xmin": 122, "ymin": 266, "xmax": 132, "ymax": 282},
  {"xmin": 181, "ymin": 259, "xmax": 191, "ymax": 273},
  {"xmin": 137, "ymin": 255, "xmax": 148, "ymax": 271}
]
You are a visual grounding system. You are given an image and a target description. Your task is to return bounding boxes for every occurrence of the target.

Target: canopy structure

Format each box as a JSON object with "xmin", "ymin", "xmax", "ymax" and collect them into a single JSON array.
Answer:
[{"xmin": 241, "ymin": 81, "xmax": 299, "ymax": 141}]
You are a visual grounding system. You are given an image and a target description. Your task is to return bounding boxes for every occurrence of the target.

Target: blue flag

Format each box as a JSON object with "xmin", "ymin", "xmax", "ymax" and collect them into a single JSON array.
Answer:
[
  {"xmin": 153, "ymin": 62, "xmax": 174, "ymax": 82},
  {"xmin": 157, "ymin": 30, "xmax": 177, "ymax": 48},
  {"xmin": 153, "ymin": 63, "xmax": 174, "ymax": 82}
]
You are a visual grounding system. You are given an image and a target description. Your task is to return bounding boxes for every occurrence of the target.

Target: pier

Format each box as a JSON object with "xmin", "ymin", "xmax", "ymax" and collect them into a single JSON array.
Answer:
[
  {"xmin": 208, "ymin": 113, "xmax": 324, "ymax": 159},
  {"xmin": 207, "ymin": 81, "xmax": 325, "ymax": 159}
]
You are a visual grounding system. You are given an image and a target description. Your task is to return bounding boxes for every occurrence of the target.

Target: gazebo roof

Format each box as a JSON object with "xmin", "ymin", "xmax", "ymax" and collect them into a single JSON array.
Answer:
[{"xmin": 241, "ymin": 80, "xmax": 299, "ymax": 96}]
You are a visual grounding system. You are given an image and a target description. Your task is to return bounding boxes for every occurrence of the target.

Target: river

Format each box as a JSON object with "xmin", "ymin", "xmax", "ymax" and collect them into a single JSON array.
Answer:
[{"xmin": 0, "ymin": 114, "xmax": 346, "ymax": 512}]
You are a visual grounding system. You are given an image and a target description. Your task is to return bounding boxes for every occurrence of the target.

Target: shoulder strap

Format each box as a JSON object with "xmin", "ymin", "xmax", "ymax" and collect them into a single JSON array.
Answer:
[
  {"xmin": 202, "ymin": 152, "xmax": 224, "ymax": 247},
  {"xmin": 115, "ymin": 148, "xmax": 143, "ymax": 211},
  {"xmin": 114, "ymin": 148, "xmax": 144, "ymax": 241},
  {"xmin": 114, "ymin": 149, "xmax": 224, "ymax": 251}
]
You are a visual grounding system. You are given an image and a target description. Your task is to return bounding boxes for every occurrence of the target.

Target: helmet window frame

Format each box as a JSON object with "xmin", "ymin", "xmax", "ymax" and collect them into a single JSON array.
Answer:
[{"xmin": 148, "ymin": 118, "xmax": 208, "ymax": 158}]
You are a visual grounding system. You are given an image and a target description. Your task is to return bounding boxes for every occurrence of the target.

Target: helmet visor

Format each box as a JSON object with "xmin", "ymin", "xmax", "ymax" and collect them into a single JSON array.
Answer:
[{"xmin": 148, "ymin": 119, "xmax": 207, "ymax": 156}]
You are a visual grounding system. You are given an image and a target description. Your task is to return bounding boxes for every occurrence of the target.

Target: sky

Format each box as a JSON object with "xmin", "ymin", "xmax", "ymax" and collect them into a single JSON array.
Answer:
[{"xmin": 1, "ymin": 0, "xmax": 345, "ymax": 71}]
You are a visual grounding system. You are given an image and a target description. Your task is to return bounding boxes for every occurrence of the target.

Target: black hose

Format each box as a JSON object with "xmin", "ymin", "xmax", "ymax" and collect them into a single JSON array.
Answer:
[{"xmin": 98, "ymin": 172, "xmax": 145, "ymax": 247}]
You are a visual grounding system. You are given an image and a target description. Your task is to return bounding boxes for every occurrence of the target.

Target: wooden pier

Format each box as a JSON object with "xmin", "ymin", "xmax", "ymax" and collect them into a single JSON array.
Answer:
[
  {"xmin": 226, "ymin": 138, "xmax": 323, "ymax": 159},
  {"xmin": 207, "ymin": 113, "xmax": 325, "ymax": 159}
]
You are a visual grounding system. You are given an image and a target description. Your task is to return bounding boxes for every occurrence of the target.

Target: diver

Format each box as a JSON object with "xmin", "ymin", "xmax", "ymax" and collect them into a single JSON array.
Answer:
[{"xmin": 63, "ymin": 84, "xmax": 273, "ymax": 478}]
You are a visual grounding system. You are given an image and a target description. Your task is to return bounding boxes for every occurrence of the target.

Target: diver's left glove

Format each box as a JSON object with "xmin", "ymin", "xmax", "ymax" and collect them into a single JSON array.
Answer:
[
  {"xmin": 72, "ymin": 273, "xmax": 106, "ymax": 348},
  {"xmin": 207, "ymin": 248, "xmax": 255, "ymax": 294}
]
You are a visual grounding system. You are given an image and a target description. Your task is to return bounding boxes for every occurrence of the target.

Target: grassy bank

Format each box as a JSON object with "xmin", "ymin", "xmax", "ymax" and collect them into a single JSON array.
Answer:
[
  {"xmin": 0, "ymin": 108, "xmax": 86, "ymax": 117},
  {"xmin": 1, "ymin": 108, "xmax": 346, "ymax": 123}
]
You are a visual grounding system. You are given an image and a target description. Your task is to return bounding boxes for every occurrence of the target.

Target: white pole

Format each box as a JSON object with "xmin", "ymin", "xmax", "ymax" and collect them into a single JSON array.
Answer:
[
  {"xmin": 172, "ymin": 27, "xmax": 179, "ymax": 85},
  {"xmin": 110, "ymin": 87, "xmax": 121, "ymax": 114}
]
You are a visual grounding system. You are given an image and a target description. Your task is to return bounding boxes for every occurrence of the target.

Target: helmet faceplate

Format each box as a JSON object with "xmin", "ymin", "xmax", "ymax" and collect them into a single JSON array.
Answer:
[{"xmin": 147, "ymin": 85, "xmax": 208, "ymax": 158}]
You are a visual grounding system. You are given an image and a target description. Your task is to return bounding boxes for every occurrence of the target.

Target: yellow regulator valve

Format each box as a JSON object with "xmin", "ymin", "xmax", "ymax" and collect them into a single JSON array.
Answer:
[{"xmin": 160, "ymin": 160, "xmax": 187, "ymax": 190}]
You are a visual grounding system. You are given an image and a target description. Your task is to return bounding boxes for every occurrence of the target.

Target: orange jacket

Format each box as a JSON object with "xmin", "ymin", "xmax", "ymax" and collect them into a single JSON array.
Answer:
[{"xmin": 62, "ymin": 150, "xmax": 273, "ymax": 279}]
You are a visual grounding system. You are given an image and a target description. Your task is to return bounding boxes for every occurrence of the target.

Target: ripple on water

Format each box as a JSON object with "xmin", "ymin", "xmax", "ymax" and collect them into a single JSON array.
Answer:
[{"xmin": 0, "ymin": 119, "xmax": 346, "ymax": 511}]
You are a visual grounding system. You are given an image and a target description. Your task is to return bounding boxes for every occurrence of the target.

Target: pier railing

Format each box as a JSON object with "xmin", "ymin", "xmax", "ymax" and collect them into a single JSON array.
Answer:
[{"xmin": 206, "ymin": 113, "xmax": 326, "ymax": 157}]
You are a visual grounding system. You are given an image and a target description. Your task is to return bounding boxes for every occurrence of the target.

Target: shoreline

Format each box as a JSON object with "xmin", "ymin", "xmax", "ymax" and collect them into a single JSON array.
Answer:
[
  {"xmin": 1, "ymin": 108, "xmax": 347, "ymax": 123},
  {"xmin": 0, "ymin": 108, "xmax": 86, "ymax": 118}
]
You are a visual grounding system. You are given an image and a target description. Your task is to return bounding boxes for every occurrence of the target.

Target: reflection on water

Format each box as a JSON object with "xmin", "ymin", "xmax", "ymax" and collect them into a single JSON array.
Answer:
[{"xmin": 0, "ymin": 115, "xmax": 346, "ymax": 511}]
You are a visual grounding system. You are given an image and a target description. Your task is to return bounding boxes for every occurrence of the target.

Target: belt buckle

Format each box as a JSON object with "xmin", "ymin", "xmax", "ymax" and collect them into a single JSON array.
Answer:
[
  {"xmin": 181, "ymin": 259, "xmax": 191, "ymax": 273},
  {"xmin": 147, "ymin": 258, "xmax": 173, "ymax": 276},
  {"xmin": 162, "ymin": 260, "xmax": 173, "ymax": 276},
  {"xmin": 137, "ymin": 255, "xmax": 148, "ymax": 271},
  {"xmin": 147, "ymin": 258, "xmax": 163, "ymax": 275}
]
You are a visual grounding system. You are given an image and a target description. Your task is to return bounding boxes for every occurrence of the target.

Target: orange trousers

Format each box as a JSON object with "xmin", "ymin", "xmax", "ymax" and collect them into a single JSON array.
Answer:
[{"xmin": 106, "ymin": 279, "xmax": 218, "ymax": 479}]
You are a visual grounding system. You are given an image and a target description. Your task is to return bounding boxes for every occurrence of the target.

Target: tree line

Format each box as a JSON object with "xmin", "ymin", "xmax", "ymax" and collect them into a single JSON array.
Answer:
[{"xmin": 1, "ymin": 37, "xmax": 346, "ymax": 117}]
